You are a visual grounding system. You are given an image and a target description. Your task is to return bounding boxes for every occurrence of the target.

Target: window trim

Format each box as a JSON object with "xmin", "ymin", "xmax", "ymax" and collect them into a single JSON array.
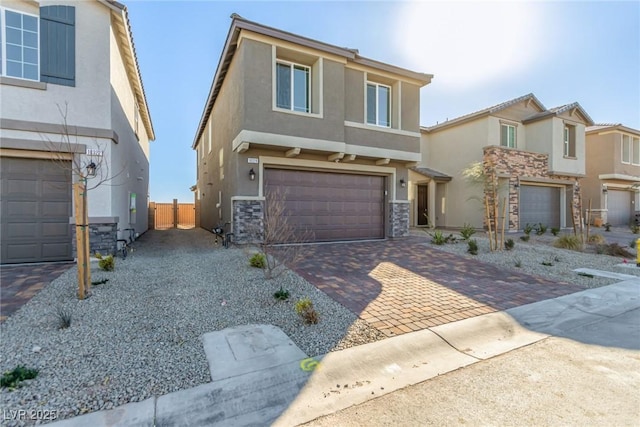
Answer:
[
  {"xmin": 622, "ymin": 134, "xmax": 631, "ymax": 164},
  {"xmin": 366, "ymin": 81, "xmax": 392, "ymax": 128},
  {"xmin": 500, "ymin": 123, "xmax": 517, "ymax": 148},
  {"xmin": 632, "ymin": 136, "xmax": 640, "ymax": 166},
  {"xmin": 274, "ymin": 59, "xmax": 311, "ymax": 114},
  {"xmin": 1, "ymin": 6, "xmax": 40, "ymax": 82}
]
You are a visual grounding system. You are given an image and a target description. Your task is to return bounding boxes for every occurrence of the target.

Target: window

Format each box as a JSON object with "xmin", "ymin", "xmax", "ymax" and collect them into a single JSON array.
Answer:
[
  {"xmin": 622, "ymin": 135, "xmax": 631, "ymax": 164},
  {"xmin": 1, "ymin": 8, "xmax": 39, "ymax": 80},
  {"xmin": 276, "ymin": 61, "xmax": 310, "ymax": 113},
  {"xmin": 366, "ymin": 82, "xmax": 391, "ymax": 127},
  {"xmin": 633, "ymin": 137, "xmax": 640, "ymax": 165},
  {"xmin": 563, "ymin": 125, "xmax": 576, "ymax": 157},
  {"xmin": 500, "ymin": 124, "xmax": 516, "ymax": 148}
]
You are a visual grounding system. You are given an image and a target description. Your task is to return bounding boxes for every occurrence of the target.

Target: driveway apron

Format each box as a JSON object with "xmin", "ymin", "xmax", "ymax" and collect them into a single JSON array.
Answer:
[{"xmin": 293, "ymin": 237, "xmax": 584, "ymax": 337}]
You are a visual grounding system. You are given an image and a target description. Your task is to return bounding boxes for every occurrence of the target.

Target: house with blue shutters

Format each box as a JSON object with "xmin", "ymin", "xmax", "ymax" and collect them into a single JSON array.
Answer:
[{"xmin": 0, "ymin": 0, "xmax": 155, "ymax": 263}]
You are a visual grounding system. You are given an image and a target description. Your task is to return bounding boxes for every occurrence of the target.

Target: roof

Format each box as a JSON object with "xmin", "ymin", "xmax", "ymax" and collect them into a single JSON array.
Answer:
[
  {"xmin": 410, "ymin": 166, "xmax": 452, "ymax": 182},
  {"xmin": 523, "ymin": 102, "xmax": 594, "ymax": 126},
  {"xmin": 99, "ymin": 0, "xmax": 155, "ymax": 140},
  {"xmin": 587, "ymin": 123, "xmax": 640, "ymax": 136},
  {"xmin": 192, "ymin": 14, "xmax": 433, "ymax": 148}
]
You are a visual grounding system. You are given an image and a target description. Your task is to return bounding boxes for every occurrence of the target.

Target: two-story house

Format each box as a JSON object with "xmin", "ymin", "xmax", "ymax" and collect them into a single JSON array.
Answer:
[
  {"xmin": 0, "ymin": 0, "xmax": 154, "ymax": 263},
  {"xmin": 193, "ymin": 15, "xmax": 432, "ymax": 243},
  {"xmin": 411, "ymin": 93, "xmax": 594, "ymax": 231},
  {"xmin": 583, "ymin": 124, "xmax": 640, "ymax": 226}
]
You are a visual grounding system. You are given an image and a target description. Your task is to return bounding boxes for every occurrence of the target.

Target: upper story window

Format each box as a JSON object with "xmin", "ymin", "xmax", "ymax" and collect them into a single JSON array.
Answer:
[
  {"xmin": 633, "ymin": 137, "xmax": 640, "ymax": 165},
  {"xmin": 622, "ymin": 135, "xmax": 631, "ymax": 164},
  {"xmin": 1, "ymin": 8, "xmax": 39, "ymax": 81},
  {"xmin": 276, "ymin": 61, "xmax": 310, "ymax": 113},
  {"xmin": 366, "ymin": 82, "xmax": 391, "ymax": 127},
  {"xmin": 563, "ymin": 125, "xmax": 576, "ymax": 157},
  {"xmin": 500, "ymin": 123, "xmax": 516, "ymax": 148}
]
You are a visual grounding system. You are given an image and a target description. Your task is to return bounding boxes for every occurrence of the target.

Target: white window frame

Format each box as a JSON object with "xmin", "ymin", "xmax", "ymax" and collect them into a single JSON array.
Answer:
[
  {"xmin": 563, "ymin": 126, "xmax": 570, "ymax": 156},
  {"xmin": 275, "ymin": 59, "xmax": 311, "ymax": 114},
  {"xmin": 622, "ymin": 135, "xmax": 631, "ymax": 164},
  {"xmin": 501, "ymin": 123, "xmax": 517, "ymax": 148},
  {"xmin": 0, "ymin": 7, "xmax": 40, "ymax": 81},
  {"xmin": 366, "ymin": 81, "xmax": 392, "ymax": 128},
  {"xmin": 633, "ymin": 137, "xmax": 640, "ymax": 166}
]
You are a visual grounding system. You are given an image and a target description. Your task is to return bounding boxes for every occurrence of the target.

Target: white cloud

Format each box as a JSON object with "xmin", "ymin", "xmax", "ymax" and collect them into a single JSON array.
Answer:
[{"xmin": 396, "ymin": 1, "xmax": 544, "ymax": 89}]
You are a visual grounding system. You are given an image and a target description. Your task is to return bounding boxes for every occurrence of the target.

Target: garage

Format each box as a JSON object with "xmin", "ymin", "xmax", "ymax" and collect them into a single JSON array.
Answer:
[
  {"xmin": 607, "ymin": 189, "xmax": 632, "ymax": 226},
  {"xmin": 1, "ymin": 157, "xmax": 72, "ymax": 264},
  {"xmin": 264, "ymin": 169, "xmax": 385, "ymax": 242},
  {"xmin": 520, "ymin": 185, "xmax": 561, "ymax": 229}
]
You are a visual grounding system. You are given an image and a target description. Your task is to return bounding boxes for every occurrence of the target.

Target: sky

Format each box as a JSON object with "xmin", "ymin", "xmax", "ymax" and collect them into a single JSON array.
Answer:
[{"xmin": 124, "ymin": 1, "xmax": 640, "ymax": 203}]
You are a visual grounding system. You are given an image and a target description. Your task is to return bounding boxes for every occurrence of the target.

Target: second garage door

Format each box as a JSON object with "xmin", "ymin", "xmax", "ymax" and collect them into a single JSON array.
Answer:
[
  {"xmin": 520, "ymin": 185, "xmax": 561, "ymax": 229},
  {"xmin": 264, "ymin": 169, "xmax": 385, "ymax": 242},
  {"xmin": 607, "ymin": 190, "xmax": 632, "ymax": 226}
]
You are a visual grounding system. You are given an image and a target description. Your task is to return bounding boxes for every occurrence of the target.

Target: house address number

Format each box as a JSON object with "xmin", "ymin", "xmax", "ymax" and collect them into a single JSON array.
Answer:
[
  {"xmin": 86, "ymin": 149, "xmax": 104, "ymax": 156},
  {"xmin": 247, "ymin": 158, "xmax": 259, "ymax": 164}
]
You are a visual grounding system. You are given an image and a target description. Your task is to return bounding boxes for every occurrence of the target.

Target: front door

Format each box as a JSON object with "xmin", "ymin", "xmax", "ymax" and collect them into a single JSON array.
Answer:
[{"xmin": 417, "ymin": 185, "xmax": 428, "ymax": 226}]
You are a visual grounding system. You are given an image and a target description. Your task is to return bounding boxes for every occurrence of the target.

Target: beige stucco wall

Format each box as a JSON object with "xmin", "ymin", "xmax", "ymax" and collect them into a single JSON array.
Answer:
[
  {"xmin": 550, "ymin": 117, "xmax": 585, "ymax": 175},
  {"xmin": 487, "ymin": 116, "xmax": 527, "ymax": 150}
]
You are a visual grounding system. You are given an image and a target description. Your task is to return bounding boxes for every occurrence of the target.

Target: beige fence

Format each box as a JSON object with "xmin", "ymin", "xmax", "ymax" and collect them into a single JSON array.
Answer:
[{"xmin": 149, "ymin": 200, "xmax": 195, "ymax": 230}]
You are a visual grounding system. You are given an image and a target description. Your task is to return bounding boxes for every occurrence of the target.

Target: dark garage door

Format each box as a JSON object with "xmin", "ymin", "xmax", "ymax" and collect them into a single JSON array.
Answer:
[
  {"xmin": 264, "ymin": 169, "xmax": 385, "ymax": 242},
  {"xmin": 520, "ymin": 185, "xmax": 561, "ymax": 229},
  {"xmin": 607, "ymin": 190, "xmax": 632, "ymax": 226},
  {"xmin": 1, "ymin": 157, "xmax": 72, "ymax": 264}
]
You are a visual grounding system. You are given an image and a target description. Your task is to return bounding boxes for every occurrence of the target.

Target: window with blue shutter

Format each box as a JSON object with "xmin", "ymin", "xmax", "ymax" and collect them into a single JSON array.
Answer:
[{"xmin": 40, "ymin": 5, "xmax": 75, "ymax": 87}]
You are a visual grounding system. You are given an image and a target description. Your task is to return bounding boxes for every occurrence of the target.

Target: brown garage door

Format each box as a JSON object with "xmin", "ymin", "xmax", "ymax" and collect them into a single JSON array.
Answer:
[
  {"xmin": 264, "ymin": 169, "xmax": 385, "ymax": 242},
  {"xmin": 1, "ymin": 157, "xmax": 72, "ymax": 264}
]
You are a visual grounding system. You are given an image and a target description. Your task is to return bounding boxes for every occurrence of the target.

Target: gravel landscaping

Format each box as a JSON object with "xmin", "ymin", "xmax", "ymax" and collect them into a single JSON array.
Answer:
[{"xmin": 2, "ymin": 227, "xmax": 639, "ymax": 425}]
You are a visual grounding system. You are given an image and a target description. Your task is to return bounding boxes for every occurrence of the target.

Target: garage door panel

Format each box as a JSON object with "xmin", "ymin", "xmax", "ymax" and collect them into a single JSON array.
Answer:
[
  {"xmin": 42, "ymin": 223, "xmax": 70, "ymax": 238},
  {"xmin": 6, "ymin": 179, "xmax": 38, "ymax": 197},
  {"xmin": 42, "ymin": 242, "xmax": 71, "ymax": 257},
  {"xmin": 7, "ymin": 201, "xmax": 38, "ymax": 216},
  {"xmin": 5, "ymin": 223, "xmax": 38, "ymax": 238},
  {"xmin": 520, "ymin": 186, "xmax": 561, "ymax": 228},
  {"xmin": 42, "ymin": 201, "xmax": 70, "ymax": 216},
  {"xmin": 608, "ymin": 190, "xmax": 632, "ymax": 226}
]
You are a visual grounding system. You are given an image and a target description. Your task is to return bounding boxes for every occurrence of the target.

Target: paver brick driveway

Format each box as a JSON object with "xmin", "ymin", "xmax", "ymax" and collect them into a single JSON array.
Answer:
[{"xmin": 293, "ymin": 237, "xmax": 584, "ymax": 337}]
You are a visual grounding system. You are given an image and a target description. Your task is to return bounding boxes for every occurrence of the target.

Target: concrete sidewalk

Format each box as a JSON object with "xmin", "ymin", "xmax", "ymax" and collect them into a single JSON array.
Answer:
[{"xmin": 49, "ymin": 279, "xmax": 640, "ymax": 427}]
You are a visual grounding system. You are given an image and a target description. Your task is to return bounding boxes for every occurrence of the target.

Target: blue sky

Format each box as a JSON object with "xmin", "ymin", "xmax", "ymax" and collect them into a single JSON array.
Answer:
[{"xmin": 125, "ymin": 1, "xmax": 640, "ymax": 203}]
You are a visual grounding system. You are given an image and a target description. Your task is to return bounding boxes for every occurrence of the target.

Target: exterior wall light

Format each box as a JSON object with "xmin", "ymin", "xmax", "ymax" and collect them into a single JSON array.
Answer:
[
  {"xmin": 249, "ymin": 168, "xmax": 256, "ymax": 181},
  {"xmin": 86, "ymin": 161, "xmax": 97, "ymax": 177},
  {"xmin": 602, "ymin": 184, "xmax": 608, "ymax": 194},
  {"xmin": 400, "ymin": 178, "xmax": 406, "ymax": 188}
]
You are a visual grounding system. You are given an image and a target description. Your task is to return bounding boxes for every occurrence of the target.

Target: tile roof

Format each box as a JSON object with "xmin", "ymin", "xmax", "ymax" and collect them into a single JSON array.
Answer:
[{"xmin": 410, "ymin": 167, "xmax": 452, "ymax": 181}]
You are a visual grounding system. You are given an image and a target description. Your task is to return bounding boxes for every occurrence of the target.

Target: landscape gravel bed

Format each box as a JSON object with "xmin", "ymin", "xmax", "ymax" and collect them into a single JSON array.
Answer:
[
  {"xmin": 416, "ymin": 229, "xmax": 640, "ymax": 289},
  {"xmin": 0, "ymin": 229, "xmax": 383, "ymax": 425}
]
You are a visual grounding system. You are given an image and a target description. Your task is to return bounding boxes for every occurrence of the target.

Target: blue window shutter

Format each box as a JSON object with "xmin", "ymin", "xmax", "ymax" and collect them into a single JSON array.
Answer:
[{"xmin": 40, "ymin": 6, "xmax": 75, "ymax": 87}]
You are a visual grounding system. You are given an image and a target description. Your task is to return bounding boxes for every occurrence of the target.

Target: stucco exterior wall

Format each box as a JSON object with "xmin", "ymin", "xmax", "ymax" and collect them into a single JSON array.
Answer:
[
  {"xmin": 522, "ymin": 119, "xmax": 553, "ymax": 157},
  {"xmin": 550, "ymin": 117, "xmax": 586, "ymax": 175}
]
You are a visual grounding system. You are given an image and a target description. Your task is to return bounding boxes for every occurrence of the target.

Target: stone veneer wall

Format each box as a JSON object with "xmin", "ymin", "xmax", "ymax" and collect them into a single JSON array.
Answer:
[
  {"xmin": 72, "ymin": 222, "xmax": 118, "ymax": 257},
  {"xmin": 483, "ymin": 146, "xmax": 581, "ymax": 230},
  {"xmin": 232, "ymin": 199, "xmax": 265, "ymax": 244},
  {"xmin": 389, "ymin": 202, "xmax": 410, "ymax": 237}
]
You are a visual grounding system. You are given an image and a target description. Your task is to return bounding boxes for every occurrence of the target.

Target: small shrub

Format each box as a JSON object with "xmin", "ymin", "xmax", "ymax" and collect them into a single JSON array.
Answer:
[
  {"xmin": 520, "ymin": 235, "xmax": 530, "ymax": 242},
  {"xmin": 294, "ymin": 297, "xmax": 319, "ymax": 325},
  {"xmin": 1, "ymin": 366, "xmax": 39, "ymax": 389},
  {"xmin": 430, "ymin": 230, "xmax": 447, "ymax": 245},
  {"xmin": 553, "ymin": 235, "xmax": 582, "ymax": 251},
  {"xmin": 249, "ymin": 253, "xmax": 266, "ymax": 269},
  {"xmin": 535, "ymin": 223, "xmax": 547, "ymax": 236},
  {"xmin": 551, "ymin": 227, "xmax": 560, "ymax": 236},
  {"xmin": 460, "ymin": 223, "xmax": 476, "ymax": 241},
  {"xmin": 604, "ymin": 223, "xmax": 611, "ymax": 232},
  {"xmin": 467, "ymin": 239, "xmax": 478, "ymax": 255},
  {"xmin": 55, "ymin": 306, "xmax": 72, "ymax": 329},
  {"xmin": 630, "ymin": 239, "xmax": 637, "ymax": 249},
  {"xmin": 504, "ymin": 238, "xmax": 515, "ymax": 251},
  {"xmin": 541, "ymin": 257, "xmax": 554, "ymax": 266},
  {"xmin": 273, "ymin": 286, "xmax": 290, "ymax": 301},
  {"xmin": 94, "ymin": 252, "xmax": 103, "ymax": 259},
  {"xmin": 587, "ymin": 234, "xmax": 606, "ymax": 245},
  {"xmin": 523, "ymin": 223, "xmax": 534, "ymax": 236},
  {"xmin": 98, "ymin": 255, "xmax": 115, "ymax": 271},
  {"xmin": 597, "ymin": 243, "xmax": 635, "ymax": 258},
  {"xmin": 631, "ymin": 224, "xmax": 640, "ymax": 234},
  {"xmin": 514, "ymin": 258, "xmax": 522, "ymax": 268},
  {"xmin": 91, "ymin": 278, "xmax": 109, "ymax": 286}
]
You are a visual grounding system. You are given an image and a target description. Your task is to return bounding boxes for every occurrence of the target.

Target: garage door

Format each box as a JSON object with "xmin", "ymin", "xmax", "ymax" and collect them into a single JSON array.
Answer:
[
  {"xmin": 264, "ymin": 169, "xmax": 385, "ymax": 242},
  {"xmin": 1, "ymin": 157, "xmax": 72, "ymax": 264},
  {"xmin": 520, "ymin": 185, "xmax": 561, "ymax": 229},
  {"xmin": 607, "ymin": 190, "xmax": 632, "ymax": 226}
]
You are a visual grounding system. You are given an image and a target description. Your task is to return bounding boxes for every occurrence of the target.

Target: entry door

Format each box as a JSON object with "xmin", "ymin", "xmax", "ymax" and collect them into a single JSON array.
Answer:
[{"xmin": 417, "ymin": 185, "xmax": 428, "ymax": 226}]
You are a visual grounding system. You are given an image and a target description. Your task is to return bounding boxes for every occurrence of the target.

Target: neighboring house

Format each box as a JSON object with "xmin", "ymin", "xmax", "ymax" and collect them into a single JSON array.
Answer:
[
  {"xmin": 192, "ymin": 15, "xmax": 432, "ymax": 243},
  {"xmin": 411, "ymin": 93, "xmax": 594, "ymax": 231},
  {"xmin": 0, "ymin": 0, "xmax": 154, "ymax": 263},
  {"xmin": 583, "ymin": 124, "xmax": 640, "ymax": 226}
]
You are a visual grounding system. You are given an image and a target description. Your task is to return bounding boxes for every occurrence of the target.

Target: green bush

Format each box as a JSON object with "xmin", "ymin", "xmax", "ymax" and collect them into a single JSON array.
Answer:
[
  {"xmin": 249, "ymin": 253, "xmax": 266, "ymax": 269},
  {"xmin": 514, "ymin": 258, "xmax": 522, "ymax": 268},
  {"xmin": 553, "ymin": 235, "xmax": 582, "ymax": 251},
  {"xmin": 295, "ymin": 297, "xmax": 319, "ymax": 324},
  {"xmin": 523, "ymin": 223, "xmax": 534, "ymax": 236},
  {"xmin": 467, "ymin": 239, "xmax": 478, "ymax": 255},
  {"xmin": 535, "ymin": 223, "xmax": 547, "ymax": 235},
  {"xmin": 1, "ymin": 366, "xmax": 39, "ymax": 389},
  {"xmin": 273, "ymin": 286, "xmax": 290, "ymax": 301},
  {"xmin": 430, "ymin": 230, "xmax": 447, "ymax": 245},
  {"xmin": 630, "ymin": 239, "xmax": 637, "ymax": 249},
  {"xmin": 504, "ymin": 238, "xmax": 515, "ymax": 250},
  {"xmin": 520, "ymin": 235, "xmax": 530, "ymax": 242},
  {"xmin": 98, "ymin": 255, "xmax": 115, "ymax": 271},
  {"xmin": 587, "ymin": 234, "xmax": 606, "ymax": 245},
  {"xmin": 631, "ymin": 224, "xmax": 640, "ymax": 234},
  {"xmin": 551, "ymin": 227, "xmax": 560, "ymax": 236},
  {"xmin": 55, "ymin": 306, "xmax": 72, "ymax": 329},
  {"xmin": 460, "ymin": 223, "xmax": 476, "ymax": 241}
]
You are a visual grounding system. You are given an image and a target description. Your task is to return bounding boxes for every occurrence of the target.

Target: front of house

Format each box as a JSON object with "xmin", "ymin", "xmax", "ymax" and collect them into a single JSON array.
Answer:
[
  {"xmin": 412, "ymin": 94, "xmax": 594, "ymax": 231},
  {"xmin": 0, "ymin": 0, "xmax": 154, "ymax": 263},
  {"xmin": 193, "ymin": 15, "xmax": 432, "ymax": 243}
]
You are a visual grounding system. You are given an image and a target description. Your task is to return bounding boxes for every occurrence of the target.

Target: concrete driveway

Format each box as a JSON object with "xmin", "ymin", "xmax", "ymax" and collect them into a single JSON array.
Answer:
[{"xmin": 293, "ymin": 237, "xmax": 584, "ymax": 337}]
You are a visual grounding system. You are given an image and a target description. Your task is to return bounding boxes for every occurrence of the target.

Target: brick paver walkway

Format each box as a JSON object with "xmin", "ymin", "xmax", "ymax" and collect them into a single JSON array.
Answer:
[
  {"xmin": 293, "ymin": 237, "xmax": 584, "ymax": 337},
  {"xmin": 1, "ymin": 262, "xmax": 73, "ymax": 322}
]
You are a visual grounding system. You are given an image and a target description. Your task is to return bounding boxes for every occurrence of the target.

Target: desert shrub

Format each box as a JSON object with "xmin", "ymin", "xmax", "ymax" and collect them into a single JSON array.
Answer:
[
  {"xmin": 631, "ymin": 224, "xmax": 640, "ymax": 234},
  {"xmin": 553, "ymin": 235, "xmax": 582, "ymax": 251},
  {"xmin": 467, "ymin": 239, "xmax": 478, "ymax": 255},
  {"xmin": 460, "ymin": 223, "xmax": 476, "ymax": 241},
  {"xmin": 54, "ymin": 306, "xmax": 72, "ymax": 329},
  {"xmin": 587, "ymin": 234, "xmax": 606, "ymax": 245},
  {"xmin": 596, "ymin": 243, "xmax": 635, "ymax": 258},
  {"xmin": 504, "ymin": 238, "xmax": 515, "ymax": 250},
  {"xmin": 630, "ymin": 239, "xmax": 637, "ymax": 249},
  {"xmin": 520, "ymin": 235, "xmax": 530, "ymax": 242},
  {"xmin": 430, "ymin": 230, "xmax": 455, "ymax": 245},
  {"xmin": 535, "ymin": 223, "xmax": 547, "ymax": 235},
  {"xmin": 514, "ymin": 257, "xmax": 522, "ymax": 268},
  {"xmin": 523, "ymin": 223, "xmax": 534, "ymax": 236},
  {"xmin": 273, "ymin": 286, "xmax": 290, "ymax": 301},
  {"xmin": 1, "ymin": 366, "xmax": 39, "ymax": 389},
  {"xmin": 249, "ymin": 253, "xmax": 266, "ymax": 269},
  {"xmin": 550, "ymin": 227, "xmax": 560, "ymax": 236},
  {"xmin": 98, "ymin": 255, "xmax": 115, "ymax": 271},
  {"xmin": 604, "ymin": 223, "xmax": 611, "ymax": 232},
  {"xmin": 295, "ymin": 298, "xmax": 319, "ymax": 324},
  {"xmin": 541, "ymin": 258, "xmax": 554, "ymax": 266}
]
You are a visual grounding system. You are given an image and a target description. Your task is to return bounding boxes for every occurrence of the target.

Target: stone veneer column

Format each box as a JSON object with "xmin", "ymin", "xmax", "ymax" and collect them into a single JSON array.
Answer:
[
  {"xmin": 72, "ymin": 222, "xmax": 118, "ymax": 257},
  {"xmin": 232, "ymin": 199, "xmax": 265, "ymax": 244},
  {"xmin": 389, "ymin": 201, "xmax": 410, "ymax": 238}
]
